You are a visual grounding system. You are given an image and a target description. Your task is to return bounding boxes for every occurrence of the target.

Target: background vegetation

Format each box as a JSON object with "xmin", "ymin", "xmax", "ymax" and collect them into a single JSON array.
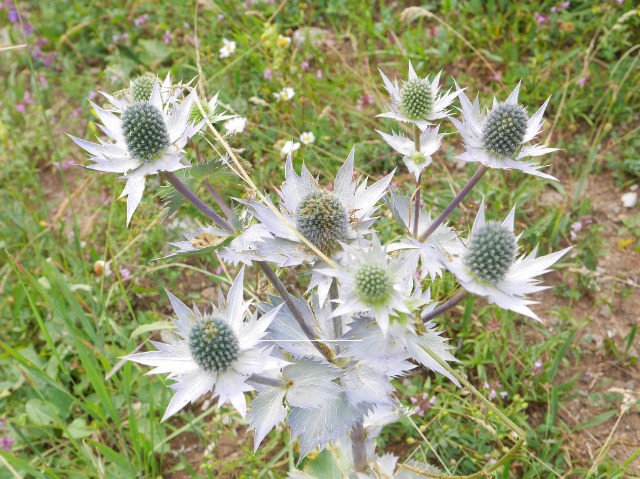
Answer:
[{"xmin": 1, "ymin": 1, "xmax": 639, "ymax": 477}]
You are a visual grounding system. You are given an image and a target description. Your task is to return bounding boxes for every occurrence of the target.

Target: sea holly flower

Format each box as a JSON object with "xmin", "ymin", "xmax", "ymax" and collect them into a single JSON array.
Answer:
[
  {"xmin": 245, "ymin": 148, "xmax": 392, "ymax": 301},
  {"xmin": 377, "ymin": 126, "xmax": 444, "ymax": 180},
  {"xmin": 124, "ymin": 269, "xmax": 285, "ymax": 420},
  {"xmin": 316, "ymin": 235, "xmax": 418, "ymax": 335},
  {"xmin": 378, "ymin": 62, "xmax": 460, "ymax": 130},
  {"xmin": 386, "ymin": 189, "xmax": 462, "ymax": 279},
  {"xmin": 102, "ymin": 73, "xmax": 184, "ymax": 112},
  {"xmin": 70, "ymin": 82, "xmax": 200, "ymax": 225},
  {"xmin": 445, "ymin": 202, "xmax": 571, "ymax": 321},
  {"xmin": 189, "ymin": 92, "xmax": 236, "ymax": 130},
  {"xmin": 450, "ymin": 81, "xmax": 558, "ymax": 179}
]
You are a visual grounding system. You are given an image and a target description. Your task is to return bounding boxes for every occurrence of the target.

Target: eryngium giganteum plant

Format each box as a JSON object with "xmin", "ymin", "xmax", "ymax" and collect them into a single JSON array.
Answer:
[{"xmin": 71, "ymin": 62, "xmax": 570, "ymax": 477}]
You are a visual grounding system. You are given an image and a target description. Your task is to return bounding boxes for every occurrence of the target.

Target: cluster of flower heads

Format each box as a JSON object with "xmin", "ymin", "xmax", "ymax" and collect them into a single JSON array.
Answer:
[{"xmin": 72, "ymin": 64, "xmax": 570, "ymax": 474}]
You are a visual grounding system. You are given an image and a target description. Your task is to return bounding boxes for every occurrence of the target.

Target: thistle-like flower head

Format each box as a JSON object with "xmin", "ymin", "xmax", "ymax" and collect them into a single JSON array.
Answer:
[
  {"xmin": 244, "ymin": 147, "xmax": 393, "ymax": 302},
  {"xmin": 123, "ymin": 269, "xmax": 284, "ymax": 420},
  {"xmin": 377, "ymin": 126, "xmax": 444, "ymax": 180},
  {"xmin": 315, "ymin": 234, "xmax": 418, "ymax": 335},
  {"xmin": 70, "ymin": 81, "xmax": 201, "ymax": 225},
  {"xmin": 378, "ymin": 62, "xmax": 460, "ymax": 130},
  {"xmin": 450, "ymin": 81, "xmax": 558, "ymax": 180},
  {"xmin": 445, "ymin": 202, "xmax": 572, "ymax": 321}
]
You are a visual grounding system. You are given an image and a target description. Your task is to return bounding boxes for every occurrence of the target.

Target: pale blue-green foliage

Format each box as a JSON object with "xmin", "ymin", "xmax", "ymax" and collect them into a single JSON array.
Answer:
[
  {"xmin": 399, "ymin": 79, "xmax": 433, "ymax": 120},
  {"xmin": 121, "ymin": 102, "xmax": 170, "ymax": 162},
  {"xmin": 355, "ymin": 264, "xmax": 393, "ymax": 306},
  {"xmin": 188, "ymin": 317, "xmax": 239, "ymax": 372},
  {"xmin": 287, "ymin": 393, "xmax": 369, "ymax": 460},
  {"xmin": 481, "ymin": 103, "xmax": 528, "ymax": 157},
  {"xmin": 464, "ymin": 221, "xmax": 517, "ymax": 283},
  {"xmin": 296, "ymin": 191, "xmax": 349, "ymax": 255},
  {"xmin": 283, "ymin": 359, "xmax": 343, "ymax": 408}
]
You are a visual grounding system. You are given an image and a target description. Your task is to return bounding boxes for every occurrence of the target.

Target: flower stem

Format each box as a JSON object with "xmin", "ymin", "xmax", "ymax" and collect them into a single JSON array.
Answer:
[
  {"xmin": 329, "ymin": 281, "xmax": 343, "ymax": 354},
  {"xmin": 421, "ymin": 290, "xmax": 468, "ymax": 322},
  {"xmin": 161, "ymin": 171, "xmax": 334, "ymax": 363},
  {"xmin": 258, "ymin": 263, "xmax": 335, "ymax": 362},
  {"xmin": 248, "ymin": 374, "xmax": 286, "ymax": 388},
  {"xmin": 413, "ymin": 125, "xmax": 422, "ymax": 238},
  {"xmin": 418, "ymin": 165, "xmax": 488, "ymax": 242},
  {"xmin": 351, "ymin": 421, "xmax": 368, "ymax": 473},
  {"xmin": 160, "ymin": 171, "xmax": 235, "ymax": 234},
  {"xmin": 421, "ymin": 343, "xmax": 527, "ymax": 439},
  {"xmin": 203, "ymin": 180, "xmax": 233, "ymax": 220}
]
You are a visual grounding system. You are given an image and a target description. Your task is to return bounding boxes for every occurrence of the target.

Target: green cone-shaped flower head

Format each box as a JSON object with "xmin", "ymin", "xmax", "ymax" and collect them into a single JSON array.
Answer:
[
  {"xmin": 296, "ymin": 192, "xmax": 349, "ymax": 255},
  {"xmin": 355, "ymin": 264, "xmax": 393, "ymax": 307},
  {"xmin": 481, "ymin": 104, "xmax": 528, "ymax": 158},
  {"xmin": 121, "ymin": 102, "xmax": 171, "ymax": 163},
  {"xmin": 130, "ymin": 75, "xmax": 157, "ymax": 103},
  {"xmin": 188, "ymin": 317, "xmax": 239, "ymax": 373},
  {"xmin": 464, "ymin": 221, "xmax": 517, "ymax": 283},
  {"xmin": 399, "ymin": 79, "xmax": 433, "ymax": 121}
]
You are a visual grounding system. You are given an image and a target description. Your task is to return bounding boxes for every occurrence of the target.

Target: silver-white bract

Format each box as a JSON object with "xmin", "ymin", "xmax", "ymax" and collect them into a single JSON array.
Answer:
[
  {"xmin": 445, "ymin": 202, "xmax": 572, "ymax": 321},
  {"xmin": 123, "ymin": 269, "xmax": 285, "ymax": 420},
  {"xmin": 449, "ymin": 81, "xmax": 558, "ymax": 180},
  {"xmin": 70, "ymin": 82, "xmax": 202, "ymax": 225},
  {"xmin": 378, "ymin": 62, "xmax": 460, "ymax": 131},
  {"xmin": 386, "ymin": 189, "xmax": 462, "ymax": 279},
  {"xmin": 245, "ymin": 148, "xmax": 393, "ymax": 302},
  {"xmin": 377, "ymin": 126, "xmax": 444, "ymax": 180},
  {"xmin": 316, "ymin": 235, "xmax": 420, "ymax": 336}
]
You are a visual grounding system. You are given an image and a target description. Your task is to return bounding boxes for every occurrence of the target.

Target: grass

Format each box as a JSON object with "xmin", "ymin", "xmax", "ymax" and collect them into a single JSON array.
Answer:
[{"xmin": 1, "ymin": 1, "xmax": 639, "ymax": 477}]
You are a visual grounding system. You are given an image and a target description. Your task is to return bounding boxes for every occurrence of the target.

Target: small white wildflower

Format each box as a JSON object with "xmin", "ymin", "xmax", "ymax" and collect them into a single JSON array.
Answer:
[
  {"xmin": 219, "ymin": 38, "xmax": 236, "ymax": 59},
  {"xmin": 223, "ymin": 117, "xmax": 247, "ymax": 135},
  {"xmin": 621, "ymin": 192, "xmax": 637, "ymax": 208},
  {"xmin": 300, "ymin": 131, "xmax": 315, "ymax": 145},
  {"xmin": 280, "ymin": 140, "xmax": 300, "ymax": 156},
  {"xmin": 277, "ymin": 35, "xmax": 291, "ymax": 48},
  {"xmin": 273, "ymin": 87, "xmax": 295, "ymax": 102}
]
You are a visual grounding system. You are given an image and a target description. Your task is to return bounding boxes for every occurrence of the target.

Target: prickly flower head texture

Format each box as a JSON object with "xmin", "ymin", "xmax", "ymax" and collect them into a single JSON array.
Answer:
[
  {"xmin": 70, "ymin": 81, "xmax": 202, "ymax": 225},
  {"xmin": 377, "ymin": 126, "xmax": 445, "ymax": 180},
  {"xmin": 445, "ymin": 202, "xmax": 572, "ymax": 321},
  {"xmin": 449, "ymin": 81, "xmax": 558, "ymax": 180},
  {"xmin": 123, "ymin": 269, "xmax": 285, "ymax": 420},
  {"xmin": 378, "ymin": 61, "xmax": 460, "ymax": 130},
  {"xmin": 315, "ymin": 234, "xmax": 419, "ymax": 335},
  {"xmin": 245, "ymin": 148, "xmax": 393, "ymax": 303}
]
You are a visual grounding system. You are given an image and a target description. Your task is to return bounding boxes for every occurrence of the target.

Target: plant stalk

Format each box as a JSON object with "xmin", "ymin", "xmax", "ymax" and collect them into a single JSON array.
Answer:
[
  {"xmin": 160, "ymin": 171, "xmax": 235, "ymax": 234},
  {"xmin": 258, "ymin": 263, "xmax": 334, "ymax": 362},
  {"xmin": 413, "ymin": 124, "xmax": 422, "ymax": 237},
  {"xmin": 421, "ymin": 290, "xmax": 468, "ymax": 322},
  {"xmin": 351, "ymin": 421, "xmax": 368, "ymax": 473},
  {"xmin": 161, "ymin": 171, "xmax": 334, "ymax": 362},
  {"xmin": 418, "ymin": 165, "xmax": 488, "ymax": 242}
]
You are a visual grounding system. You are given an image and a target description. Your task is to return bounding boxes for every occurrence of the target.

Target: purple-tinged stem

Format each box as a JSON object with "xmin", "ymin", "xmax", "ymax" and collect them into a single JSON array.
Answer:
[
  {"xmin": 161, "ymin": 171, "xmax": 235, "ymax": 234},
  {"xmin": 421, "ymin": 290, "xmax": 468, "ymax": 322},
  {"xmin": 418, "ymin": 165, "xmax": 488, "ymax": 242},
  {"xmin": 203, "ymin": 179, "xmax": 233, "ymax": 220}
]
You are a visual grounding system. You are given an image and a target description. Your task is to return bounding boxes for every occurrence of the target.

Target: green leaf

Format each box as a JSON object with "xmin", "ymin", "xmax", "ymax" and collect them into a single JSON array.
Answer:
[{"xmin": 26, "ymin": 399, "xmax": 59, "ymax": 426}]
